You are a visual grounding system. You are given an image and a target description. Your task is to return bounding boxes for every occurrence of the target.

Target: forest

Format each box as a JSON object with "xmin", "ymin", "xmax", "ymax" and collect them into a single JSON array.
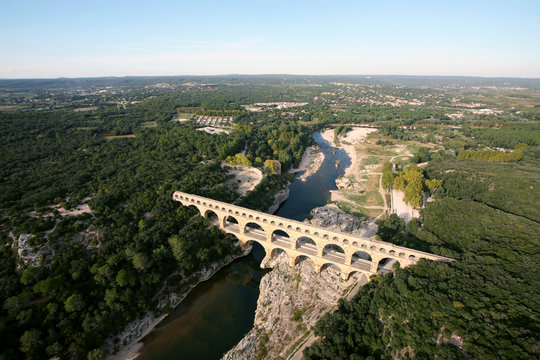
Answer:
[
  {"xmin": 0, "ymin": 85, "xmax": 313, "ymax": 359},
  {"xmin": 305, "ymin": 150, "xmax": 540, "ymax": 359},
  {"xmin": 0, "ymin": 76, "xmax": 538, "ymax": 359}
]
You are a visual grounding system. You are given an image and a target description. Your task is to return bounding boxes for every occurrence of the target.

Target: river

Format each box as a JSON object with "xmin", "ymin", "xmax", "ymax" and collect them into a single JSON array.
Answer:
[{"xmin": 137, "ymin": 130, "xmax": 351, "ymax": 360}]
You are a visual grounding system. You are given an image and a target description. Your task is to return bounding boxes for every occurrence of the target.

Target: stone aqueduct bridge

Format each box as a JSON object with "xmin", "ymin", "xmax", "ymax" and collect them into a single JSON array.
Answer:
[{"xmin": 173, "ymin": 191, "xmax": 452, "ymax": 279}]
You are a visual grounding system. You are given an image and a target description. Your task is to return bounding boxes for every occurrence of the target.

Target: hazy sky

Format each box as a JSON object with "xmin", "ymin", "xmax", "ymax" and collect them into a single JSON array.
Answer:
[{"xmin": 2, "ymin": 0, "xmax": 539, "ymax": 78}]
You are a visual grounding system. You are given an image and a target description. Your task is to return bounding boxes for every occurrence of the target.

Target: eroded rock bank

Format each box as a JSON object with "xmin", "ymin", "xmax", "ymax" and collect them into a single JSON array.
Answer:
[
  {"xmin": 306, "ymin": 204, "xmax": 378, "ymax": 238},
  {"xmin": 267, "ymin": 188, "xmax": 290, "ymax": 214},
  {"xmin": 289, "ymin": 145, "xmax": 324, "ymax": 181},
  {"xmin": 222, "ymin": 252, "xmax": 363, "ymax": 360},
  {"xmin": 105, "ymin": 243, "xmax": 252, "ymax": 360}
]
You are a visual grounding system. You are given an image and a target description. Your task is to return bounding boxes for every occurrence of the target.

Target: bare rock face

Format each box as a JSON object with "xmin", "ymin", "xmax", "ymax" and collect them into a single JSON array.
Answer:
[
  {"xmin": 267, "ymin": 188, "xmax": 290, "ymax": 214},
  {"xmin": 335, "ymin": 176, "xmax": 366, "ymax": 192},
  {"xmin": 222, "ymin": 252, "xmax": 364, "ymax": 360},
  {"xmin": 305, "ymin": 205, "xmax": 369, "ymax": 234}
]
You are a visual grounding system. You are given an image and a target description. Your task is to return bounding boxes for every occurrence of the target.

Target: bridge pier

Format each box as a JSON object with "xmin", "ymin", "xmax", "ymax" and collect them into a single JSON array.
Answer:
[
  {"xmin": 289, "ymin": 257, "xmax": 296, "ymax": 267},
  {"xmin": 370, "ymin": 255, "xmax": 382, "ymax": 273},
  {"xmin": 290, "ymin": 237, "xmax": 296, "ymax": 250},
  {"xmin": 237, "ymin": 220, "xmax": 246, "ymax": 235},
  {"xmin": 344, "ymin": 249, "xmax": 354, "ymax": 267}
]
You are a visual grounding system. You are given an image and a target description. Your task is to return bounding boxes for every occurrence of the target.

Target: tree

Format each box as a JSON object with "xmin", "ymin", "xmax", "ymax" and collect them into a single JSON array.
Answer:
[
  {"xmin": 376, "ymin": 214, "xmax": 405, "ymax": 244},
  {"xmin": 64, "ymin": 294, "xmax": 85, "ymax": 312},
  {"xmin": 20, "ymin": 329, "xmax": 42, "ymax": 354},
  {"xmin": 381, "ymin": 161, "xmax": 394, "ymax": 190},
  {"xmin": 116, "ymin": 269, "xmax": 134, "ymax": 287},
  {"xmin": 168, "ymin": 235, "xmax": 194, "ymax": 271},
  {"xmin": 404, "ymin": 178, "xmax": 424, "ymax": 207},
  {"xmin": 425, "ymin": 179, "xmax": 443, "ymax": 193},
  {"xmin": 20, "ymin": 267, "xmax": 42, "ymax": 285},
  {"xmin": 393, "ymin": 175, "xmax": 406, "ymax": 191},
  {"xmin": 264, "ymin": 159, "xmax": 279, "ymax": 174},
  {"xmin": 132, "ymin": 253, "xmax": 150, "ymax": 271},
  {"xmin": 87, "ymin": 348, "xmax": 105, "ymax": 360}
]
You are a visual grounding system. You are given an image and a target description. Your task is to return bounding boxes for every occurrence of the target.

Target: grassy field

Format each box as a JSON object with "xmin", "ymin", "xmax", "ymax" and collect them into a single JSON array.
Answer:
[
  {"xmin": 360, "ymin": 155, "xmax": 379, "ymax": 166},
  {"xmin": 176, "ymin": 112, "xmax": 194, "ymax": 120}
]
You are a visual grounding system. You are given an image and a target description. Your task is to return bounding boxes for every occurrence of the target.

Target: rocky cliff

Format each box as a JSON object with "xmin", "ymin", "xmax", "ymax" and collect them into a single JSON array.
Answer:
[
  {"xmin": 267, "ymin": 188, "xmax": 290, "ymax": 214},
  {"xmin": 304, "ymin": 204, "xmax": 370, "ymax": 234},
  {"xmin": 222, "ymin": 252, "xmax": 363, "ymax": 360}
]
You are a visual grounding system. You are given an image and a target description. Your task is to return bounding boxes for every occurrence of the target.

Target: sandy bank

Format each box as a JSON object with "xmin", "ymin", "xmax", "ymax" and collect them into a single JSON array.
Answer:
[
  {"xmin": 289, "ymin": 145, "xmax": 324, "ymax": 181},
  {"xmin": 329, "ymin": 127, "xmax": 377, "ymax": 179},
  {"xmin": 222, "ymin": 163, "xmax": 263, "ymax": 196}
]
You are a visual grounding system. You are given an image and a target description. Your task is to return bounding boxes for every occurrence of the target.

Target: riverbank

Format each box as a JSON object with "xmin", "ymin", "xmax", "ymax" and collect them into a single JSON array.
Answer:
[
  {"xmin": 289, "ymin": 144, "xmax": 324, "ymax": 181},
  {"xmin": 320, "ymin": 127, "xmax": 389, "ymax": 220},
  {"xmin": 105, "ymin": 244, "xmax": 252, "ymax": 360},
  {"xmin": 320, "ymin": 127, "xmax": 377, "ymax": 180},
  {"xmin": 107, "ymin": 140, "xmax": 328, "ymax": 359}
]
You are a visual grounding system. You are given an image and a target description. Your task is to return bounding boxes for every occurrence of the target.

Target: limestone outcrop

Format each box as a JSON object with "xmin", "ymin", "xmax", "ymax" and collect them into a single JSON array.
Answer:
[
  {"xmin": 304, "ymin": 204, "xmax": 370, "ymax": 234},
  {"xmin": 267, "ymin": 187, "xmax": 290, "ymax": 214},
  {"xmin": 221, "ymin": 252, "xmax": 362, "ymax": 360}
]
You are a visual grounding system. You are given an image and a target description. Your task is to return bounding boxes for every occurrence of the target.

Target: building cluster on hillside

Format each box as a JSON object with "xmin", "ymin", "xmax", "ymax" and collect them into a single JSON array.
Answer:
[{"xmin": 194, "ymin": 115, "xmax": 234, "ymax": 127}]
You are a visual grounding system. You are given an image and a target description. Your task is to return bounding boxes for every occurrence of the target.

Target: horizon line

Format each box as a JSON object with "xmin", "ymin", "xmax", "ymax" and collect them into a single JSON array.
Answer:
[{"xmin": 1, "ymin": 73, "xmax": 540, "ymax": 81}]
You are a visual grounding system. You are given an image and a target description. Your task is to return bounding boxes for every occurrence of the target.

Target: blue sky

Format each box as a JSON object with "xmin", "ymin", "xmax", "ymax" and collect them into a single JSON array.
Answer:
[{"xmin": 1, "ymin": 0, "xmax": 539, "ymax": 78}]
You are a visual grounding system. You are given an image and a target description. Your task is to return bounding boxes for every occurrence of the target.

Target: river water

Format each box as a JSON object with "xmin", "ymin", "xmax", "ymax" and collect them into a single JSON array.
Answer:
[{"xmin": 138, "ymin": 130, "xmax": 350, "ymax": 360}]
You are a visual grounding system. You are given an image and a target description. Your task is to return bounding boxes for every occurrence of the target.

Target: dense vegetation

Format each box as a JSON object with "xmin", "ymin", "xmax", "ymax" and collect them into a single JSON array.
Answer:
[
  {"xmin": 424, "ymin": 154, "xmax": 540, "ymax": 222},
  {"xmin": 1, "ymin": 75, "xmax": 538, "ymax": 359},
  {"xmin": 0, "ymin": 85, "xmax": 312, "ymax": 359},
  {"xmin": 306, "ymin": 155, "xmax": 540, "ymax": 359},
  {"xmin": 457, "ymin": 144, "xmax": 527, "ymax": 162}
]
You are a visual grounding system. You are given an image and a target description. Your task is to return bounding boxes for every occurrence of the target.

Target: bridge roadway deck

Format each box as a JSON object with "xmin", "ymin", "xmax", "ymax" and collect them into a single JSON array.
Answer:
[{"xmin": 173, "ymin": 191, "xmax": 452, "ymax": 278}]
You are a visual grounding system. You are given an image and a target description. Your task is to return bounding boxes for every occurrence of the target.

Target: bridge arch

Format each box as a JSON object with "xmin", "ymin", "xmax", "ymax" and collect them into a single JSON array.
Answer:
[
  {"xmin": 184, "ymin": 203, "xmax": 201, "ymax": 215},
  {"xmin": 351, "ymin": 250, "xmax": 372, "ymax": 272},
  {"xmin": 224, "ymin": 214, "xmax": 239, "ymax": 227},
  {"xmin": 244, "ymin": 222, "xmax": 264, "ymax": 232},
  {"xmin": 293, "ymin": 254, "xmax": 316, "ymax": 267},
  {"xmin": 204, "ymin": 209, "xmax": 220, "ymax": 224},
  {"xmin": 244, "ymin": 222, "xmax": 266, "ymax": 242},
  {"xmin": 321, "ymin": 263, "xmax": 342, "ymax": 274},
  {"xmin": 352, "ymin": 250, "xmax": 372, "ymax": 262},
  {"xmin": 346, "ymin": 271, "xmax": 368, "ymax": 283},
  {"xmin": 295, "ymin": 237, "xmax": 317, "ymax": 256},
  {"xmin": 322, "ymin": 244, "xmax": 346, "ymax": 264},
  {"xmin": 377, "ymin": 257, "xmax": 401, "ymax": 272},
  {"xmin": 243, "ymin": 239, "xmax": 265, "ymax": 254},
  {"xmin": 270, "ymin": 247, "xmax": 291, "ymax": 260},
  {"xmin": 272, "ymin": 229, "xmax": 291, "ymax": 246}
]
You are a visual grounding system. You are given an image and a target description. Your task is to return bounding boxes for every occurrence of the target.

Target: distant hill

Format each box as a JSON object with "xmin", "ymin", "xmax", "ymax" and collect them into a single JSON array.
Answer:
[{"xmin": 1, "ymin": 74, "xmax": 539, "ymax": 90}]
